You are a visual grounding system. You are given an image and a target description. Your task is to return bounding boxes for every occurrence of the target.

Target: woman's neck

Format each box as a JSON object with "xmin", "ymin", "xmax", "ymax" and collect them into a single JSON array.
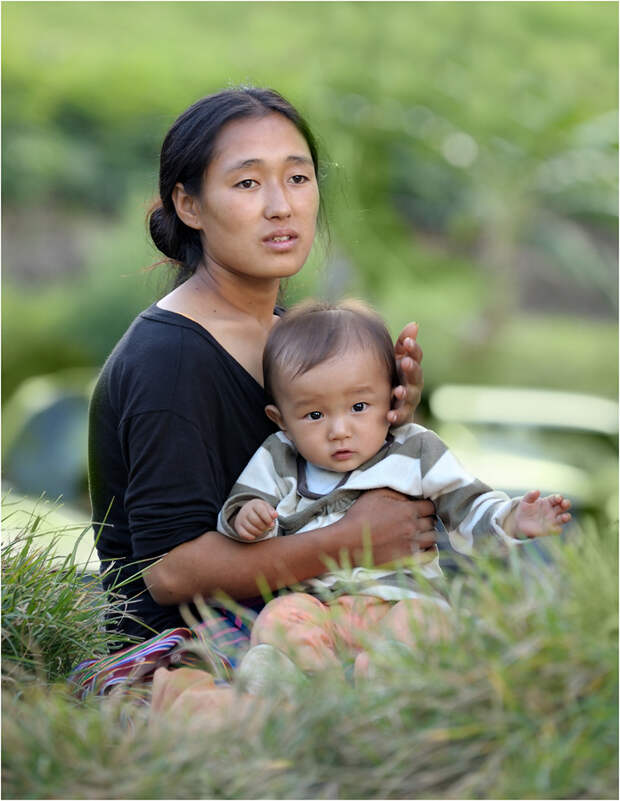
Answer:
[
  {"xmin": 160, "ymin": 263, "xmax": 280, "ymax": 328},
  {"xmin": 157, "ymin": 263, "xmax": 282, "ymax": 385},
  {"xmin": 201, "ymin": 262, "xmax": 281, "ymax": 324}
]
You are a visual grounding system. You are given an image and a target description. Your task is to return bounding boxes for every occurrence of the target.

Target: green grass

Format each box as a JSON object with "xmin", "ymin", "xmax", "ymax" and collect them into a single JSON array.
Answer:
[
  {"xmin": 1, "ymin": 504, "xmax": 617, "ymax": 799},
  {"xmin": 1, "ymin": 497, "xmax": 122, "ymax": 686}
]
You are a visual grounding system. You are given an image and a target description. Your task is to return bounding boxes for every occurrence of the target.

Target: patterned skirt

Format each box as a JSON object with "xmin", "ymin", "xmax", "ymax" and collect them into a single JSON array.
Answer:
[{"xmin": 68, "ymin": 606, "xmax": 253, "ymax": 699}]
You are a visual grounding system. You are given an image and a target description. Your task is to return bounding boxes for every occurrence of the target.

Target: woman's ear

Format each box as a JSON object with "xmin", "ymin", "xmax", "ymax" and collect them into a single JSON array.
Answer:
[
  {"xmin": 171, "ymin": 183, "xmax": 202, "ymax": 230},
  {"xmin": 265, "ymin": 404, "xmax": 286, "ymax": 431}
]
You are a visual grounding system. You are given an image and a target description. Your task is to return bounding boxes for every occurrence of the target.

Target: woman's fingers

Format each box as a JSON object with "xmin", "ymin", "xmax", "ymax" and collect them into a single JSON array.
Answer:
[
  {"xmin": 399, "ymin": 340, "xmax": 424, "ymax": 372},
  {"xmin": 344, "ymin": 488, "xmax": 438, "ymax": 563},
  {"xmin": 390, "ymin": 493, "xmax": 437, "ymax": 551},
  {"xmin": 394, "ymin": 324, "xmax": 420, "ymax": 356},
  {"xmin": 411, "ymin": 497, "xmax": 435, "ymax": 519},
  {"xmin": 390, "ymin": 326, "xmax": 424, "ymax": 426},
  {"xmin": 409, "ymin": 521, "xmax": 437, "ymax": 551}
]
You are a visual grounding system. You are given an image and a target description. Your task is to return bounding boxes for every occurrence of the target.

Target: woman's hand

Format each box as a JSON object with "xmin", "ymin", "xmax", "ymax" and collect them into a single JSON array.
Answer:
[
  {"xmin": 145, "ymin": 489, "xmax": 436, "ymax": 606},
  {"xmin": 388, "ymin": 322, "xmax": 424, "ymax": 426},
  {"xmin": 341, "ymin": 488, "xmax": 436, "ymax": 565}
]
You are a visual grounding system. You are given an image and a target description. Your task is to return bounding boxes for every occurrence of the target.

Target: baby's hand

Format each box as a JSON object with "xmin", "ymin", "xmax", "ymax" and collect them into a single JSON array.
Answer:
[
  {"xmin": 507, "ymin": 490, "xmax": 572, "ymax": 540},
  {"xmin": 234, "ymin": 499, "xmax": 278, "ymax": 542}
]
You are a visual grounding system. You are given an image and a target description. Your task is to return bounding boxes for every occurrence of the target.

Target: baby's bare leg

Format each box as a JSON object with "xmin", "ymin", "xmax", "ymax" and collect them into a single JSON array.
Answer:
[
  {"xmin": 328, "ymin": 594, "xmax": 393, "ymax": 652},
  {"xmin": 150, "ymin": 666, "xmax": 216, "ymax": 715},
  {"xmin": 251, "ymin": 593, "xmax": 341, "ymax": 672},
  {"xmin": 354, "ymin": 597, "xmax": 455, "ymax": 679},
  {"xmin": 380, "ymin": 597, "xmax": 455, "ymax": 644}
]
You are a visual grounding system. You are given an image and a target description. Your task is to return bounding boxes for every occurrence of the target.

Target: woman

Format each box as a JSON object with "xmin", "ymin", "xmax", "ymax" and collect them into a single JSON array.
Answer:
[{"xmin": 88, "ymin": 87, "xmax": 436, "ymax": 652}]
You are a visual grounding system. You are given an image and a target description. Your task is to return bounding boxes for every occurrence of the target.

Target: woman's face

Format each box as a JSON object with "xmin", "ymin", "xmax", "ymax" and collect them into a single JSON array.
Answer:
[{"xmin": 192, "ymin": 113, "xmax": 320, "ymax": 282}]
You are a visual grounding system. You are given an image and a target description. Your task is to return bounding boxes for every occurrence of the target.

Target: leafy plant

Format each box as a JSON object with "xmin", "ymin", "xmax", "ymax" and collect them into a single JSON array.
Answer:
[{"xmin": 1, "ymin": 497, "xmax": 125, "ymax": 685}]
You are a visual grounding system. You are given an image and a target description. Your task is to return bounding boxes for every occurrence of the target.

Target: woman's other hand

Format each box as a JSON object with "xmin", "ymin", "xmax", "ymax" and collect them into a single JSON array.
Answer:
[
  {"xmin": 388, "ymin": 322, "xmax": 424, "ymax": 426},
  {"xmin": 342, "ymin": 488, "xmax": 436, "ymax": 565}
]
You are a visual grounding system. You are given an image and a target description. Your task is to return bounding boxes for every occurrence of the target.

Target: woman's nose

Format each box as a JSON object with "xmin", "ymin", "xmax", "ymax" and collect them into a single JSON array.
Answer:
[{"xmin": 264, "ymin": 182, "xmax": 292, "ymax": 219}]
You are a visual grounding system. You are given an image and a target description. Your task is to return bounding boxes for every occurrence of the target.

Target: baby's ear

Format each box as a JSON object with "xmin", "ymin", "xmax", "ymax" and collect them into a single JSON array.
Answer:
[{"xmin": 265, "ymin": 404, "xmax": 286, "ymax": 431}]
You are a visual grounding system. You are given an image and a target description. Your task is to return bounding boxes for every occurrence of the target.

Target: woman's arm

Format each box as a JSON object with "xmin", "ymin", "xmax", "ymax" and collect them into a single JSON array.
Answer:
[
  {"xmin": 389, "ymin": 322, "xmax": 424, "ymax": 426},
  {"xmin": 144, "ymin": 489, "xmax": 436, "ymax": 606}
]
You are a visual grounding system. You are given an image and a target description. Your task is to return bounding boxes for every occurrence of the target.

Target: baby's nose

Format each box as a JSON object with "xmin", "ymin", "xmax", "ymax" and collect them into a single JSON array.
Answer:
[{"xmin": 328, "ymin": 417, "xmax": 350, "ymax": 439}]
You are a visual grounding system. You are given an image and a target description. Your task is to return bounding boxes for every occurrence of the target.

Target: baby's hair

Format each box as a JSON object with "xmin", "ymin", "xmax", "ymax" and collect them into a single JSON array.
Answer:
[{"xmin": 263, "ymin": 299, "xmax": 400, "ymax": 403}]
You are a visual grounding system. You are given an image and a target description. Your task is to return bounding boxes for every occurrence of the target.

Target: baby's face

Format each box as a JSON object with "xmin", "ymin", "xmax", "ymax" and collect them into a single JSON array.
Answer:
[{"xmin": 270, "ymin": 347, "xmax": 393, "ymax": 472}]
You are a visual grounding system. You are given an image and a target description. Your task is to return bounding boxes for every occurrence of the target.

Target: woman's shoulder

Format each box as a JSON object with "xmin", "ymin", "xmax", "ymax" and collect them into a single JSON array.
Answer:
[
  {"xmin": 95, "ymin": 305, "xmax": 229, "ymax": 413},
  {"xmin": 108, "ymin": 304, "xmax": 223, "ymax": 370}
]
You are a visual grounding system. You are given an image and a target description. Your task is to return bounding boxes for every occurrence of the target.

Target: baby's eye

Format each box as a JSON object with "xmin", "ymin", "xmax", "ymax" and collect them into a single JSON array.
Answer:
[
  {"xmin": 289, "ymin": 174, "xmax": 310, "ymax": 184},
  {"xmin": 352, "ymin": 402, "xmax": 368, "ymax": 412},
  {"xmin": 235, "ymin": 179, "xmax": 258, "ymax": 189},
  {"xmin": 306, "ymin": 410, "xmax": 323, "ymax": 420}
]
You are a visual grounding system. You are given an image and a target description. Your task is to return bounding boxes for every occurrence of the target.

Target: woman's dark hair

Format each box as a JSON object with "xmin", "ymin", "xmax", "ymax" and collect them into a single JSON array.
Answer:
[
  {"xmin": 263, "ymin": 299, "xmax": 400, "ymax": 404},
  {"xmin": 148, "ymin": 87, "xmax": 322, "ymax": 286}
]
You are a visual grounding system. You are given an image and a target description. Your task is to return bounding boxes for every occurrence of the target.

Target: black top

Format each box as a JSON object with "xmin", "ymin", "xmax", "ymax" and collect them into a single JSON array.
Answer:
[{"xmin": 88, "ymin": 304, "xmax": 279, "ymax": 644}]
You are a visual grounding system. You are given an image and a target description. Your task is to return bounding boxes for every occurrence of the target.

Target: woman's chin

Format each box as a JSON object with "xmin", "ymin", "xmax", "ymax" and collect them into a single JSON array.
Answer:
[{"xmin": 259, "ymin": 257, "xmax": 308, "ymax": 281}]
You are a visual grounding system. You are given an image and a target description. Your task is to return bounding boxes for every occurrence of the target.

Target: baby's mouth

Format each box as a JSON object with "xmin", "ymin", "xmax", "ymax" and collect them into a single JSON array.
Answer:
[{"xmin": 332, "ymin": 449, "xmax": 354, "ymax": 460}]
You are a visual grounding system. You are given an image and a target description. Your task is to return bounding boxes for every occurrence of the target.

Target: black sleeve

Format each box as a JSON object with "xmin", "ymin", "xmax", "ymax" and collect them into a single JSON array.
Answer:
[
  {"xmin": 120, "ymin": 409, "xmax": 224, "ymax": 559},
  {"xmin": 93, "ymin": 309, "xmax": 277, "ymax": 568}
]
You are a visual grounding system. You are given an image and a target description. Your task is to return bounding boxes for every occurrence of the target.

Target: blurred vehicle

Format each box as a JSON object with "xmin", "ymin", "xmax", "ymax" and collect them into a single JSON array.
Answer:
[
  {"xmin": 2, "ymin": 368, "xmax": 97, "ymax": 506},
  {"xmin": 427, "ymin": 384, "xmax": 618, "ymax": 565}
]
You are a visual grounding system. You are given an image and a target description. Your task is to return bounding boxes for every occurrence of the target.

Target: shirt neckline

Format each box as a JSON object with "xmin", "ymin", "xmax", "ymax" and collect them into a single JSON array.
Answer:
[
  {"xmin": 144, "ymin": 302, "xmax": 283, "ymax": 395},
  {"xmin": 295, "ymin": 432, "xmax": 395, "ymax": 499},
  {"xmin": 297, "ymin": 455, "xmax": 351, "ymax": 499}
]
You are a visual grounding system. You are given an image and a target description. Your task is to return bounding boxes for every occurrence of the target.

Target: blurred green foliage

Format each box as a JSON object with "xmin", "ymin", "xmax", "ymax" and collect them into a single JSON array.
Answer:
[{"xmin": 2, "ymin": 1, "xmax": 618, "ymax": 402}]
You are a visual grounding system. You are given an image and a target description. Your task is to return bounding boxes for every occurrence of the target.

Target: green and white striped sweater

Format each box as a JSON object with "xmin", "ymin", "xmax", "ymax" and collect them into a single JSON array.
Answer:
[{"xmin": 217, "ymin": 423, "xmax": 522, "ymax": 600}]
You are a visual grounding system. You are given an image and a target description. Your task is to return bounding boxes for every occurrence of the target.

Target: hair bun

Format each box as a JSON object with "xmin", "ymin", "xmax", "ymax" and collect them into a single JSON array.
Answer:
[
  {"xmin": 149, "ymin": 202, "xmax": 203, "ymax": 286},
  {"xmin": 149, "ymin": 204, "xmax": 176, "ymax": 261}
]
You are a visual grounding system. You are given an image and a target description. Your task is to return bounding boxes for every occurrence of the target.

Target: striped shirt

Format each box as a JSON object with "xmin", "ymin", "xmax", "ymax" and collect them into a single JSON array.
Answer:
[{"xmin": 217, "ymin": 423, "xmax": 521, "ymax": 600}]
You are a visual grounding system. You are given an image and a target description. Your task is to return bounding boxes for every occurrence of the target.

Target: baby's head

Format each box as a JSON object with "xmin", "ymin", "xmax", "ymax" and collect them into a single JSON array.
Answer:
[{"xmin": 263, "ymin": 300, "xmax": 400, "ymax": 472}]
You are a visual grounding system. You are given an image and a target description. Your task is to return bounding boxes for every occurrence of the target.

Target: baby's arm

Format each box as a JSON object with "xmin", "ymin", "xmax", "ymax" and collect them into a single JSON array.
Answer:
[
  {"xmin": 234, "ymin": 499, "xmax": 279, "ymax": 542},
  {"xmin": 503, "ymin": 490, "xmax": 572, "ymax": 540}
]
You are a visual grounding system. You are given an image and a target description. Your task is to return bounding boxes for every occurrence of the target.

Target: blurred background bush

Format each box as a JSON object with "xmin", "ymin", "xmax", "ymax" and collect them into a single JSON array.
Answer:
[{"xmin": 2, "ymin": 2, "xmax": 617, "ymax": 524}]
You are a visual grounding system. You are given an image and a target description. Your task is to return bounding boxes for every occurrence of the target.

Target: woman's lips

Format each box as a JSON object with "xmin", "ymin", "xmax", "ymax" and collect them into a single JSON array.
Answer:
[{"xmin": 262, "ymin": 231, "xmax": 298, "ymax": 251}]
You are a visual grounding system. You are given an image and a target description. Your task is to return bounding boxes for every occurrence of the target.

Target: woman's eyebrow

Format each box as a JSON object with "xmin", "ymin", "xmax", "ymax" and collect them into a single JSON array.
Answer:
[{"xmin": 225, "ymin": 155, "xmax": 313, "ymax": 173}]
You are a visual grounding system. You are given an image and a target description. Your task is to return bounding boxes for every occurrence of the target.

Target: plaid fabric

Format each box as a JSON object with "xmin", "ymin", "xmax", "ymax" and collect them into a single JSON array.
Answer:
[{"xmin": 68, "ymin": 608, "xmax": 252, "ymax": 700}]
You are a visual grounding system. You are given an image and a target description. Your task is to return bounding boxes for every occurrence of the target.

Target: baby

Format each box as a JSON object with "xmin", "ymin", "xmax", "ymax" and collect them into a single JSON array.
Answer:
[{"xmin": 217, "ymin": 300, "xmax": 571, "ymax": 675}]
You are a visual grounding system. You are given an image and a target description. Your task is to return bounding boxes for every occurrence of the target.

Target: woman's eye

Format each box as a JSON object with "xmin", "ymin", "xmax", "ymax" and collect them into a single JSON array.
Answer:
[
  {"xmin": 352, "ymin": 402, "xmax": 367, "ymax": 412},
  {"xmin": 289, "ymin": 174, "xmax": 309, "ymax": 184},
  {"xmin": 306, "ymin": 411, "xmax": 323, "ymax": 420},
  {"xmin": 235, "ymin": 179, "xmax": 258, "ymax": 189}
]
